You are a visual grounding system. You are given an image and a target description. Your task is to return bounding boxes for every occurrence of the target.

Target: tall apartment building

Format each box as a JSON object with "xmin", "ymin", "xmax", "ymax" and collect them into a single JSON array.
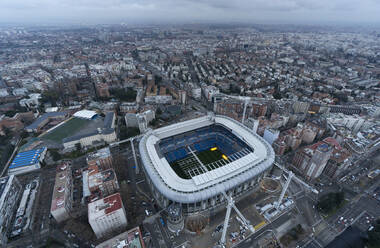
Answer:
[
  {"xmin": 0, "ymin": 175, "xmax": 22, "ymax": 245},
  {"xmin": 50, "ymin": 161, "xmax": 73, "ymax": 223},
  {"xmin": 88, "ymin": 167, "xmax": 119, "ymax": 198},
  {"xmin": 263, "ymin": 128, "xmax": 280, "ymax": 145},
  {"xmin": 293, "ymin": 141, "xmax": 333, "ymax": 180},
  {"xmin": 86, "ymin": 147, "xmax": 113, "ymax": 170},
  {"xmin": 88, "ymin": 193, "xmax": 127, "ymax": 239},
  {"xmin": 96, "ymin": 226, "xmax": 145, "ymax": 248}
]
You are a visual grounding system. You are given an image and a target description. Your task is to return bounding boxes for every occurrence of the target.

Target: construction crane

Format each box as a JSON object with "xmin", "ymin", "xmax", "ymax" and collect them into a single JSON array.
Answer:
[
  {"xmin": 217, "ymin": 191, "xmax": 255, "ymax": 247},
  {"xmin": 274, "ymin": 162, "xmax": 318, "ymax": 209}
]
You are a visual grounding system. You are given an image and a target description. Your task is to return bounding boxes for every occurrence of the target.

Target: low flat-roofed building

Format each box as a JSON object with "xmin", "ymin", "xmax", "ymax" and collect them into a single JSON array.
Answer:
[
  {"xmin": 88, "ymin": 193, "xmax": 127, "ymax": 239},
  {"xmin": 96, "ymin": 226, "xmax": 145, "ymax": 248},
  {"xmin": 25, "ymin": 112, "xmax": 68, "ymax": 132},
  {"xmin": 50, "ymin": 161, "xmax": 73, "ymax": 223},
  {"xmin": 0, "ymin": 175, "xmax": 22, "ymax": 245},
  {"xmin": 8, "ymin": 147, "xmax": 47, "ymax": 175}
]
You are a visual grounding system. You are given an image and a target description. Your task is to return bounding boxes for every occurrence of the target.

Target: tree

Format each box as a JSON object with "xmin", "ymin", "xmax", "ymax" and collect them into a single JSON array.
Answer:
[
  {"xmin": 366, "ymin": 219, "xmax": 380, "ymax": 248},
  {"xmin": 75, "ymin": 143, "xmax": 82, "ymax": 152},
  {"xmin": 156, "ymin": 107, "xmax": 162, "ymax": 115},
  {"xmin": 154, "ymin": 75, "xmax": 162, "ymax": 84},
  {"xmin": 119, "ymin": 126, "xmax": 140, "ymax": 140},
  {"xmin": 50, "ymin": 149, "xmax": 62, "ymax": 162},
  {"xmin": 149, "ymin": 118, "xmax": 158, "ymax": 127},
  {"xmin": 20, "ymin": 131, "xmax": 29, "ymax": 139},
  {"xmin": 110, "ymin": 87, "xmax": 137, "ymax": 102},
  {"xmin": 317, "ymin": 192, "xmax": 345, "ymax": 215}
]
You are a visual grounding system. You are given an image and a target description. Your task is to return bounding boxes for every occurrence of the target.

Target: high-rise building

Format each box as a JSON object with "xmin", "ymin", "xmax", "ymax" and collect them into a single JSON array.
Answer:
[
  {"xmin": 273, "ymin": 139, "xmax": 287, "ymax": 155},
  {"xmin": 88, "ymin": 167, "xmax": 119, "ymax": 198},
  {"xmin": 293, "ymin": 141, "xmax": 333, "ymax": 180},
  {"xmin": 50, "ymin": 162, "xmax": 73, "ymax": 223},
  {"xmin": 0, "ymin": 175, "xmax": 22, "ymax": 245},
  {"xmin": 88, "ymin": 193, "xmax": 127, "ymax": 239},
  {"xmin": 96, "ymin": 226, "xmax": 145, "ymax": 248},
  {"xmin": 178, "ymin": 90, "xmax": 187, "ymax": 105},
  {"xmin": 125, "ymin": 110, "xmax": 155, "ymax": 132},
  {"xmin": 263, "ymin": 128, "xmax": 280, "ymax": 145},
  {"xmin": 87, "ymin": 147, "xmax": 113, "ymax": 170}
]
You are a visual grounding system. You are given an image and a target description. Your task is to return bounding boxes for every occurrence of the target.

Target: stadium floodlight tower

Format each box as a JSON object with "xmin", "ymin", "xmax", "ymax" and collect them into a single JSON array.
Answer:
[
  {"xmin": 218, "ymin": 191, "xmax": 255, "ymax": 248},
  {"xmin": 275, "ymin": 171, "xmax": 294, "ymax": 209}
]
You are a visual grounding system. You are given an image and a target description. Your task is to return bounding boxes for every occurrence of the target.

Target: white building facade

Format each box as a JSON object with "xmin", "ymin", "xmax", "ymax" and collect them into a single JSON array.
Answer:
[{"xmin": 88, "ymin": 193, "xmax": 127, "ymax": 239}]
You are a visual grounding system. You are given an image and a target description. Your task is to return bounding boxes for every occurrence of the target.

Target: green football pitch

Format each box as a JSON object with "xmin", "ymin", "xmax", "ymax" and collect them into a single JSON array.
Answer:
[
  {"xmin": 170, "ymin": 148, "xmax": 228, "ymax": 179},
  {"xmin": 41, "ymin": 117, "xmax": 90, "ymax": 142}
]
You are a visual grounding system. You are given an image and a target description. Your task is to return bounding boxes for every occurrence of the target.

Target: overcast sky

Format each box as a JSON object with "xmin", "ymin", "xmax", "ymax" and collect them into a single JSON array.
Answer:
[{"xmin": 1, "ymin": 0, "xmax": 380, "ymax": 25}]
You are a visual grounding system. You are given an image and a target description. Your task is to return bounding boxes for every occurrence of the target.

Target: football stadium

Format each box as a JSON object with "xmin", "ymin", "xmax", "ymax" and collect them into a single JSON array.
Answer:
[{"xmin": 139, "ymin": 114, "xmax": 275, "ymax": 214}]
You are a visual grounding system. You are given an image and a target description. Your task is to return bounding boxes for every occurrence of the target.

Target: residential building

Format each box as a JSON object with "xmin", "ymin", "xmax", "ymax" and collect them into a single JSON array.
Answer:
[
  {"xmin": 86, "ymin": 147, "xmax": 113, "ymax": 170},
  {"xmin": 88, "ymin": 193, "xmax": 127, "ymax": 239},
  {"xmin": 50, "ymin": 161, "xmax": 73, "ymax": 223},
  {"xmin": 293, "ymin": 141, "xmax": 333, "ymax": 180},
  {"xmin": 0, "ymin": 175, "xmax": 22, "ymax": 245},
  {"xmin": 96, "ymin": 226, "xmax": 145, "ymax": 248},
  {"xmin": 263, "ymin": 128, "xmax": 280, "ymax": 145},
  {"xmin": 88, "ymin": 167, "xmax": 119, "ymax": 198}
]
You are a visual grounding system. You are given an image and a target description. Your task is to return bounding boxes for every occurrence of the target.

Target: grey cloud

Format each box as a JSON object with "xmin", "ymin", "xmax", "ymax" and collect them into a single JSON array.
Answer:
[{"xmin": 0, "ymin": 0, "xmax": 379, "ymax": 24}]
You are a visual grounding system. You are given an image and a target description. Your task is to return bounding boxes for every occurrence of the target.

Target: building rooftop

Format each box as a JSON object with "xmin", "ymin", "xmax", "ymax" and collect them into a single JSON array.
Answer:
[
  {"xmin": 51, "ymin": 162, "xmax": 71, "ymax": 212},
  {"xmin": 96, "ymin": 226, "xmax": 145, "ymax": 248},
  {"xmin": 10, "ymin": 147, "xmax": 46, "ymax": 169},
  {"xmin": 25, "ymin": 112, "xmax": 67, "ymax": 130},
  {"xmin": 87, "ymin": 147, "xmax": 111, "ymax": 162},
  {"xmin": 103, "ymin": 112, "xmax": 115, "ymax": 129},
  {"xmin": 0, "ymin": 176, "xmax": 11, "ymax": 203},
  {"xmin": 73, "ymin": 110, "xmax": 98, "ymax": 119},
  {"xmin": 88, "ymin": 169, "xmax": 116, "ymax": 190},
  {"xmin": 88, "ymin": 193, "xmax": 123, "ymax": 219}
]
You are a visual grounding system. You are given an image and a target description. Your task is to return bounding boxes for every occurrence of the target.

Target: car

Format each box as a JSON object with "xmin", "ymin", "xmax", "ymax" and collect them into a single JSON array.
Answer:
[{"xmin": 159, "ymin": 217, "xmax": 165, "ymax": 227}]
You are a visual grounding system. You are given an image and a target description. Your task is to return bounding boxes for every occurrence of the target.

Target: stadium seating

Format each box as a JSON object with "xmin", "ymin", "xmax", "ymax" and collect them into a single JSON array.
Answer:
[{"xmin": 160, "ymin": 124, "xmax": 252, "ymax": 163}]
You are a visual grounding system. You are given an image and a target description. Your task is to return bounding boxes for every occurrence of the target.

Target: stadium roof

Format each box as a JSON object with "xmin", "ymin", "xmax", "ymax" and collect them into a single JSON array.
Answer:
[
  {"xmin": 10, "ymin": 147, "xmax": 47, "ymax": 169},
  {"xmin": 73, "ymin": 110, "xmax": 97, "ymax": 119},
  {"xmin": 139, "ymin": 115, "xmax": 275, "ymax": 203}
]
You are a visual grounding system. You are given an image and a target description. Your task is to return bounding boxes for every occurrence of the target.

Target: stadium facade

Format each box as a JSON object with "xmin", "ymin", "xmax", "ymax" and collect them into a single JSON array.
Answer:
[{"xmin": 139, "ymin": 115, "xmax": 275, "ymax": 214}]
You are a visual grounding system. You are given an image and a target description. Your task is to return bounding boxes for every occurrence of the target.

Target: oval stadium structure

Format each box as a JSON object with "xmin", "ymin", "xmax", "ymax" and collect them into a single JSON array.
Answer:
[{"xmin": 139, "ymin": 114, "xmax": 275, "ymax": 214}]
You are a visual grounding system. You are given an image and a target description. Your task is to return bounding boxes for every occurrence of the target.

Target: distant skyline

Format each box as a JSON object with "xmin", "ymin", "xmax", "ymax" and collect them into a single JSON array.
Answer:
[{"xmin": 1, "ymin": 0, "xmax": 380, "ymax": 26}]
